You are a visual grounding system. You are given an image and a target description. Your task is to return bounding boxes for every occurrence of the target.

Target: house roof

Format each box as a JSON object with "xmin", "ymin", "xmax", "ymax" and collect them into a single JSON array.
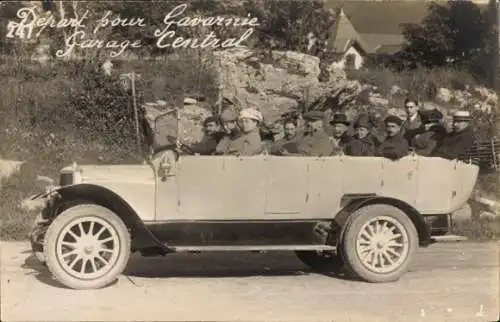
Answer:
[
  {"xmin": 375, "ymin": 44, "xmax": 403, "ymax": 55},
  {"xmin": 325, "ymin": 0, "xmax": 488, "ymax": 35},
  {"xmin": 325, "ymin": 0, "xmax": 430, "ymax": 35},
  {"xmin": 326, "ymin": 0, "xmax": 489, "ymax": 55}
]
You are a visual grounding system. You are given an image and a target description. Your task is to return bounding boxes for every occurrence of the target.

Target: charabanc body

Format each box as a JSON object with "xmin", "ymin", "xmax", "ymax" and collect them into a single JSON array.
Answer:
[{"xmin": 28, "ymin": 111, "xmax": 481, "ymax": 290}]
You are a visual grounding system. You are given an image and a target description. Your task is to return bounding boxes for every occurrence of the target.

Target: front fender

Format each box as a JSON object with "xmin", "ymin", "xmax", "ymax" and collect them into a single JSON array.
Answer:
[
  {"xmin": 41, "ymin": 184, "xmax": 170, "ymax": 253},
  {"xmin": 333, "ymin": 196, "xmax": 432, "ymax": 247}
]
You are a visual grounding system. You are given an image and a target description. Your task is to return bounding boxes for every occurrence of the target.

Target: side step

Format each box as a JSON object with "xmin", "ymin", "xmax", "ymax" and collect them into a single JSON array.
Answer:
[
  {"xmin": 431, "ymin": 234, "xmax": 468, "ymax": 243},
  {"xmin": 169, "ymin": 245, "xmax": 337, "ymax": 252}
]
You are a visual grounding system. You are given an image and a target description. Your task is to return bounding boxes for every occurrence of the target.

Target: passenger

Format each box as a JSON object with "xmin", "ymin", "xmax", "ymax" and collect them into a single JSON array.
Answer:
[
  {"xmin": 329, "ymin": 113, "xmax": 353, "ymax": 155},
  {"xmin": 409, "ymin": 109, "xmax": 447, "ymax": 156},
  {"xmin": 214, "ymin": 107, "xmax": 241, "ymax": 155},
  {"xmin": 432, "ymin": 110, "xmax": 476, "ymax": 161},
  {"xmin": 344, "ymin": 114, "xmax": 377, "ymax": 156},
  {"xmin": 190, "ymin": 116, "xmax": 225, "ymax": 155},
  {"xmin": 403, "ymin": 97, "xmax": 422, "ymax": 131},
  {"xmin": 270, "ymin": 118, "xmax": 300, "ymax": 155},
  {"xmin": 219, "ymin": 107, "xmax": 241, "ymax": 137},
  {"xmin": 376, "ymin": 115, "xmax": 410, "ymax": 160},
  {"xmin": 214, "ymin": 108, "xmax": 264, "ymax": 156},
  {"xmin": 294, "ymin": 110, "xmax": 334, "ymax": 157},
  {"xmin": 260, "ymin": 121, "xmax": 282, "ymax": 153}
]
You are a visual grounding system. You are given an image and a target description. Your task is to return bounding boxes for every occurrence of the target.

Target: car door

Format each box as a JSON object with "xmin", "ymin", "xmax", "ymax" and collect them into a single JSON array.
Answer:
[
  {"xmin": 264, "ymin": 156, "xmax": 307, "ymax": 219},
  {"xmin": 218, "ymin": 156, "xmax": 267, "ymax": 220}
]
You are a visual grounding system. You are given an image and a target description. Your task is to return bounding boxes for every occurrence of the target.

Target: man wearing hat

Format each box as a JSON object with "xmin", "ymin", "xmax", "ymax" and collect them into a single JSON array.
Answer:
[
  {"xmin": 189, "ymin": 116, "xmax": 226, "ymax": 155},
  {"xmin": 329, "ymin": 113, "xmax": 353, "ymax": 155},
  {"xmin": 407, "ymin": 109, "xmax": 447, "ymax": 156},
  {"xmin": 376, "ymin": 115, "xmax": 410, "ymax": 160},
  {"xmin": 215, "ymin": 108, "xmax": 264, "ymax": 156},
  {"xmin": 432, "ymin": 110, "xmax": 476, "ymax": 160},
  {"xmin": 344, "ymin": 113, "xmax": 377, "ymax": 156},
  {"xmin": 294, "ymin": 110, "xmax": 334, "ymax": 157}
]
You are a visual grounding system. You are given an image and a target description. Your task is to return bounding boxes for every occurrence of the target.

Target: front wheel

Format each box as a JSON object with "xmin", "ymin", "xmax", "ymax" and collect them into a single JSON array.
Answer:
[
  {"xmin": 43, "ymin": 204, "xmax": 131, "ymax": 290},
  {"xmin": 341, "ymin": 204, "xmax": 418, "ymax": 283}
]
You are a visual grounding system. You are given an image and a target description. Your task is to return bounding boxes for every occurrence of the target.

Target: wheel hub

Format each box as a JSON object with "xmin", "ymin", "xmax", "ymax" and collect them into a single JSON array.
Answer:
[{"xmin": 83, "ymin": 245, "xmax": 94, "ymax": 255}]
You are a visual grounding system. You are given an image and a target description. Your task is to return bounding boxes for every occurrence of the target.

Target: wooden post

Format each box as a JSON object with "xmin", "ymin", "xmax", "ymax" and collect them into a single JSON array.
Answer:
[
  {"xmin": 491, "ymin": 138, "xmax": 498, "ymax": 169},
  {"xmin": 131, "ymin": 73, "xmax": 141, "ymax": 152}
]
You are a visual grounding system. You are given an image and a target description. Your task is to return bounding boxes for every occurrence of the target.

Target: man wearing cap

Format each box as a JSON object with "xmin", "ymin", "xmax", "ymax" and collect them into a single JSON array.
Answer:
[
  {"xmin": 219, "ymin": 107, "xmax": 241, "ymax": 137},
  {"xmin": 215, "ymin": 108, "xmax": 264, "ymax": 156},
  {"xmin": 408, "ymin": 109, "xmax": 447, "ymax": 156},
  {"xmin": 432, "ymin": 110, "xmax": 476, "ymax": 160},
  {"xmin": 294, "ymin": 110, "xmax": 334, "ymax": 157},
  {"xmin": 376, "ymin": 115, "xmax": 410, "ymax": 160},
  {"xmin": 329, "ymin": 113, "xmax": 353, "ymax": 155},
  {"xmin": 345, "ymin": 113, "xmax": 377, "ymax": 156},
  {"xmin": 189, "ymin": 116, "xmax": 226, "ymax": 155}
]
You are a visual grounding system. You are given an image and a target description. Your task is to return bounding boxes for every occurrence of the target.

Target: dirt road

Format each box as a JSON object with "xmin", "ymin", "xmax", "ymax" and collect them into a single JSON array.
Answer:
[{"xmin": 1, "ymin": 241, "xmax": 498, "ymax": 322}]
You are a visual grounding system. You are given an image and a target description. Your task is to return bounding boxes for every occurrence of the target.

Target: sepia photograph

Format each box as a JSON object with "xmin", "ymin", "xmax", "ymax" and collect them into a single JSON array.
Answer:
[{"xmin": 0, "ymin": 0, "xmax": 499, "ymax": 321}]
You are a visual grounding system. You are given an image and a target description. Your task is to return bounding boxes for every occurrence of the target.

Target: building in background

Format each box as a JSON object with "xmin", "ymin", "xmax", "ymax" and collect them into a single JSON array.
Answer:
[{"xmin": 324, "ymin": 0, "xmax": 489, "ymax": 70}]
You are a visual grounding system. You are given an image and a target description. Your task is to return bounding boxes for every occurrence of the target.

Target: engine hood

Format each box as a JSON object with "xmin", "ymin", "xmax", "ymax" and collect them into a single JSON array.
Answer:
[{"xmin": 61, "ymin": 164, "xmax": 155, "ymax": 185}]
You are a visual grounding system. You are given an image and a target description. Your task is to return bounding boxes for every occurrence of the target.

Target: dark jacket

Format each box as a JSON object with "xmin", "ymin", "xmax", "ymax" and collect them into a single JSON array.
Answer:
[
  {"xmin": 410, "ymin": 125, "xmax": 447, "ymax": 156},
  {"xmin": 376, "ymin": 132, "xmax": 409, "ymax": 160},
  {"xmin": 215, "ymin": 128, "xmax": 263, "ymax": 156},
  {"xmin": 345, "ymin": 134, "xmax": 377, "ymax": 156},
  {"xmin": 330, "ymin": 133, "xmax": 353, "ymax": 155},
  {"xmin": 296, "ymin": 129, "xmax": 334, "ymax": 157},
  {"xmin": 190, "ymin": 132, "xmax": 225, "ymax": 155},
  {"xmin": 269, "ymin": 135, "xmax": 299, "ymax": 155},
  {"xmin": 432, "ymin": 126, "xmax": 476, "ymax": 161}
]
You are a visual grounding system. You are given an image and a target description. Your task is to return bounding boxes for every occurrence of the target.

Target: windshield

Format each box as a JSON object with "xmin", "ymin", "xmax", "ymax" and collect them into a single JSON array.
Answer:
[{"xmin": 143, "ymin": 106, "xmax": 179, "ymax": 152}]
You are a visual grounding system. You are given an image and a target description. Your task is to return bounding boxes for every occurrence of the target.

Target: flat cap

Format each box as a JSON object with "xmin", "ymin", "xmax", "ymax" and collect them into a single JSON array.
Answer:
[
  {"xmin": 384, "ymin": 115, "xmax": 404, "ymax": 126},
  {"xmin": 419, "ymin": 109, "xmax": 443, "ymax": 124},
  {"xmin": 302, "ymin": 110, "xmax": 324, "ymax": 121},
  {"xmin": 203, "ymin": 116, "xmax": 220, "ymax": 126}
]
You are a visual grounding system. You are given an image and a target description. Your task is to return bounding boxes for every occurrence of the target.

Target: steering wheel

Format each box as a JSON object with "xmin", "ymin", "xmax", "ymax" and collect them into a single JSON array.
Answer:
[{"xmin": 177, "ymin": 141, "xmax": 196, "ymax": 155}]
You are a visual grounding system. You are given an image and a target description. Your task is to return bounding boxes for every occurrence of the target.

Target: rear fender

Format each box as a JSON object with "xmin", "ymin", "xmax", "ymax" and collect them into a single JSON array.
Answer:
[
  {"xmin": 333, "ymin": 196, "xmax": 432, "ymax": 247},
  {"xmin": 43, "ymin": 184, "xmax": 171, "ymax": 253}
]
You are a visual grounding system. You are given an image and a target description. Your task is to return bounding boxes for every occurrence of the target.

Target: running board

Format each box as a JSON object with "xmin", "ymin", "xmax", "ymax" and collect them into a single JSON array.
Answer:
[
  {"xmin": 168, "ymin": 245, "xmax": 337, "ymax": 252},
  {"xmin": 431, "ymin": 235, "xmax": 468, "ymax": 243}
]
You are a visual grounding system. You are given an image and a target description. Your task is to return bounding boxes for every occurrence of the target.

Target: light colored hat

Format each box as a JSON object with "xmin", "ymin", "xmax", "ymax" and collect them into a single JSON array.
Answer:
[
  {"xmin": 452, "ymin": 110, "xmax": 471, "ymax": 122},
  {"xmin": 239, "ymin": 108, "xmax": 263, "ymax": 122}
]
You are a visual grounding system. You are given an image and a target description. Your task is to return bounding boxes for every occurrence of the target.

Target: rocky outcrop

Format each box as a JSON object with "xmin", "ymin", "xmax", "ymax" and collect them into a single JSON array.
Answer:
[{"xmin": 212, "ymin": 47, "xmax": 361, "ymax": 122}]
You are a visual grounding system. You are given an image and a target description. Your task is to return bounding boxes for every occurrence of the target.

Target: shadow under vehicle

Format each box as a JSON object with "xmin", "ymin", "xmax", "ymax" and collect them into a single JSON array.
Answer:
[{"xmin": 28, "ymin": 109, "xmax": 482, "ymax": 290}]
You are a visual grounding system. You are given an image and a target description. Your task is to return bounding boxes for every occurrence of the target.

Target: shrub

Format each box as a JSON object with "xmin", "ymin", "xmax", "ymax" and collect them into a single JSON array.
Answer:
[{"xmin": 0, "ymin": 52, "xmax": 220, "ymax": 240}]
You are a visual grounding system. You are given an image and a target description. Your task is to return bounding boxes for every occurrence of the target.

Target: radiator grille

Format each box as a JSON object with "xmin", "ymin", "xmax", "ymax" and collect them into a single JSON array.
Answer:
[{"xmin": 59, "ymin": 172, "xmax": 73, "ymax": 186}]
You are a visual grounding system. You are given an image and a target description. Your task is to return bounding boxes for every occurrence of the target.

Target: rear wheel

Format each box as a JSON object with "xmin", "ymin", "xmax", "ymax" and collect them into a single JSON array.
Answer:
[
  {"xmin": 43, "ymin": 204, "xmax": 131, "ymax": 290},
  {"xmin": 341, "ymin": 204, "xmax": 418, "ymax": 283}
]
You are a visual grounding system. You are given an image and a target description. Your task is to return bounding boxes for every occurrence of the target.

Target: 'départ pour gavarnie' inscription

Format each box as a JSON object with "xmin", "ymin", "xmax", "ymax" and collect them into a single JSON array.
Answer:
[{"xmin": 5, "ymin": 3, "xmax": 260, "ymax": 58}]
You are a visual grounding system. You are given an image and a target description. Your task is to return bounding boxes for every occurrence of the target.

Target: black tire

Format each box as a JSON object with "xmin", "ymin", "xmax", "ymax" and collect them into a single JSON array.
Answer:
[
  {"xmin": 295, "ymin": 250, "xmax": 344, "ymax": 273},
  {"xmin": 341, "ymin": 204, "xmax": 418, "ymax": 283},
  {"xmin": 43, "ymin": 204, "xmax": 131, "ymax": 290}
]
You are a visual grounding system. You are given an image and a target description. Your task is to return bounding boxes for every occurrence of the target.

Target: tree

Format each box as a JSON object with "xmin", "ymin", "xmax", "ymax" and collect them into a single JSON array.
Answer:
[
  {"xmin": 239, "ymin": 0, "xmax": 337, "ymax": 54},
  {"xmin": 395, "ymin": 0, "xmax": 496, "ymax": 86}
]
